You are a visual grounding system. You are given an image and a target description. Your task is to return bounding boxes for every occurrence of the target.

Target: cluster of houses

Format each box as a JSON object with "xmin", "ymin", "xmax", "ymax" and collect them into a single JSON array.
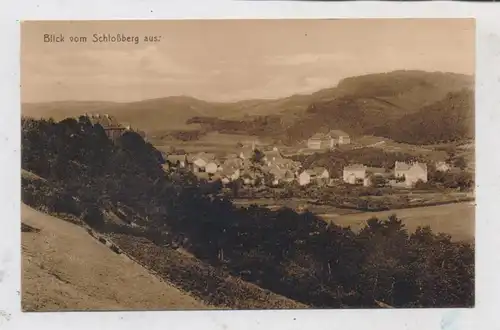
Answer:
[
  {"xmin": 343, "ymin": 161, "xmax": 429, "ymax": 188},
  {"xmin": 164, "ymin": 144, "xmax": 332, "ymax": 187},
  {"xmin": 165, "ymin": 145, "xmax": 436, "ymax": 189},
  {"xmin": 165, "ymin": 141, "xmax": 447, "ymax": 190},
  {"xmin": 307, "ymin": 130, "xmax": 351, "ymax": 150}
]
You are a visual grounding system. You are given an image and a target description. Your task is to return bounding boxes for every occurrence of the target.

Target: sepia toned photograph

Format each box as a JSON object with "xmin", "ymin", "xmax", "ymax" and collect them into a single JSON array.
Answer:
[{"xmin": 21, "ymin": 19, "xmax": 475, "ymax": 311}]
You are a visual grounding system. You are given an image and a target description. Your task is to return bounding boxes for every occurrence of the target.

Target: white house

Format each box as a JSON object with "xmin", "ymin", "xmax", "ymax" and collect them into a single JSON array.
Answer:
[
  {"xmin": 327, "ymin": 130, "xmax": 351, "ymax": 145},
  {"xmin": 241, "ymin": 173, "xmax": 257, "ymax": 186},
  {"xmin": 263, "ymin": 147, "xmax": 283, "ymax": 165},
  {"xmin": 343, "ymin": 164, "xmax": 367, "ymax": 185},
  {"xmin": 220, "ymin": 165, "xmax": 240, "ymax": 183},
  {"xmin": 298, "ymin": 167, "xmax": 329, "ymax": 186},
  {"xmin": 205, "ymin": 161, "xmax": 219, "ymax": 174},
  {"xmin": 191, "ymin": 152, "xmax": 216, "ymax": 172},
  {"xmin": 394, "ymin": 161, "xmax": 428, "ymax": 187},
  {"xmin": 269, "ymin": 167, "xmax": 295, "ymax": 186},
  {"xmin": 307, "ymin": 133, "xmax": 334, "ymax": 150}
]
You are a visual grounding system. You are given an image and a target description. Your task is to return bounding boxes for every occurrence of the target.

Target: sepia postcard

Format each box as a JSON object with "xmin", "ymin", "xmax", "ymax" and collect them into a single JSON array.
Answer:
[{"xmin": 20, "ymin": 19, "xmax": 475, "ymax": 312}]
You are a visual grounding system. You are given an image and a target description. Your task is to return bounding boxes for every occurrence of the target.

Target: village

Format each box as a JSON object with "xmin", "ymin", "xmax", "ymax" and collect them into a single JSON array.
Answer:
[
  {"xmin": 82, "ymin": 113, "xmax": 469, "ymax": 192},
  {"xmin": 164, "ymin": 142, "xmax": 435, "ymax": 190}
]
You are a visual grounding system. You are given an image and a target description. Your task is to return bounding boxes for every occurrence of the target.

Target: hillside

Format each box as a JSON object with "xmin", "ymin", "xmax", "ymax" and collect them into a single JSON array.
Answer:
[
  {"xmin": 22, "ymin": 70, "xmax": 473, "ymax": 138},
  {"xmin": 21, "ymin": 203, "xmax": 208, "ymax": 311},
  {"xmin": 370, "ymin": 89, "xmax": 475, "ymax": 144}
]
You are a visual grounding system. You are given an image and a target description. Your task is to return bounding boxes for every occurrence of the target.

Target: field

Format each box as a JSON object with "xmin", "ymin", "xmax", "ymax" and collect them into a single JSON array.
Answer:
[
  {"xmin": 353, "ymin": 135, "xmax": 449, "ymax": 161},
  {"xmin": 321, "ymin": 202, "xmax": 475, "ymax": 242},
  {"xmin": 234, "ymin": 197, "xmax": 474, "ymax": 242},
  {"xmin": 154, "ymin": 132, "xmax": 272, "ymax": 155},
  {"xmin": 21, "ymin": 203, "xmax": 208, "ymax": 311},
  {"xmin": 232, "ymin": 197, "xmax": 360, "ymax": 215}
]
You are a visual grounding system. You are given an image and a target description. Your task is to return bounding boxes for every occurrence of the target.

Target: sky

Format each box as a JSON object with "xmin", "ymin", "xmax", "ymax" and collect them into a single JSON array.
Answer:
[{"xmin": 21, "ymin": 19, "xmax": 475, "ymax": 103}]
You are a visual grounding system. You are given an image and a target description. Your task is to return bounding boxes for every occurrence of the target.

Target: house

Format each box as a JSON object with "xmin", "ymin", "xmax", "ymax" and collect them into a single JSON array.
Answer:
[
  {"xmin": 271, "ymin": 158, "xmax": 301, "ymax": 171},
  {"xmin": 161, "ymin": 163, "xmax": 170, "ymax": 172},
  {"xmin": 394, "ymin": 161, "xmax": 428, "ymax": 187},
  {"xmin": 220, "ymin": 165, "xmax": 240, "ymax": 183},
  {"xmin": 167, "ymin": 154, "xmax": 188, "ymax": 168},
  {"xmin": 86, "ymin": 113, "xmax": 127, "ymax": 140},
  {"xmin": 223, "ymin": 157, "xmax": 244, "ymax": 170},
  {"xmin": 307, "ymin": 133, "xmax": 334, "ymax": 150},
  {"xmin": 263, "ymin": 147, "xmax": 284, "ymax": 165},
  {"xmin": 343, "ymin": 164, "xmax": 367, "ymax": 185},
  {"xmin": 191, "ymin": 152, "xmax": 216, "ymax": 172},
  {"xmin": 241, "ymin": 173, "xmax": 257, "ymax": 186},
  {"xmin": 205, "ymin": 161, "xmax": 220, "ymax": 174},
  {"xmin": 298, "ymin": 167, "xmax": 329, "ymax": 186},
  {"xmin": 327, "ymin": 130, "xmax": 351, "ymax": 145},
  {"xmin": 239, "ymin": 144, "xmax": 256, "ymax": 160},
  {"xmin": 268, "ymin": 166, "xmax": 295, "ymax": 186},
  {"xmin": 435, "ymin": 161, "xmax": 451, "ymax": 172}
]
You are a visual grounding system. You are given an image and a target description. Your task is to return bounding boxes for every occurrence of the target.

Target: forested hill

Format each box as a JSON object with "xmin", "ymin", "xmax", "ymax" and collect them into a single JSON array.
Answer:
[
  {"xmin": 21, "ymin": 116, "xmax": 474, "ymax": 308},
  {"xmin": 23, "ymin": 70, "xmax": 473, "ymax": 144},
  {"xmin": 369, "ymin": 89, "xmax": 474, "ymax": 144}
]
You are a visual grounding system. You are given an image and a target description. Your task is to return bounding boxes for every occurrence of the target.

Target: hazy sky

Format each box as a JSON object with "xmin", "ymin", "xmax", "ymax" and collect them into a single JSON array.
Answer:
[{"xmin": 21, "ymin": 19, "xmax": 475, "ymax": 103}]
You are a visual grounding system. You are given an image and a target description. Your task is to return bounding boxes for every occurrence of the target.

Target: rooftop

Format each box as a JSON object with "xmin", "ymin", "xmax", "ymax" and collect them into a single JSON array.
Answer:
[
  {"xmin": 395, "ymin": 161, "xmax": 428, "ymax": 172},
  {"xmin": 85, "ymin": 113, "xmax": 123, "ymax": 128},
  {"xmin": 327, "ymin": 130, "xmax": 349, "ymax": 138},
  {"xmin": 344, "ymin": 164, "xmax": 367, "ymax": 171},
  {"xmin": 309, "ymin": 133, "xmax": 326, "ymax": 140},
  {"xmin": 305, "ymin": 167, "xmax": 328, "ymax": 176}
]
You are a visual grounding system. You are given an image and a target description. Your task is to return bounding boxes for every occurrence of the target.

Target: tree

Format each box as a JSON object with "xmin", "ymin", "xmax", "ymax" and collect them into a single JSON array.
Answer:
[
  {"xmin": 250, "ymin": 148, "xmax": 264, "ymax": 164},
  {"xmin": 81, "ymin": 204, "xmax": 104, "ymax": 228},
  {"xmin": 453, "ymin": 156, "xmax": 467, "ymax": 170},
  {"xmin": 370, "ymin": 175, "xmax": 387, "ymax": 188}
]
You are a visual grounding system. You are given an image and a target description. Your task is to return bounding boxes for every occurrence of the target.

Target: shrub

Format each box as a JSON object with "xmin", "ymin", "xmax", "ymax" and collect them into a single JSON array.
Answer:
[{"xmin": 81, "ymin": 205, "xmax": 104, "ymax": 228}]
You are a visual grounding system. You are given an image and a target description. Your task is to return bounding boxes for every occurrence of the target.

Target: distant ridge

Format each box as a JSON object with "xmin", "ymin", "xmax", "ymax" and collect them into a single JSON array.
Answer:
[{"xmin": 22, "ymin": 70, "xmax": 474, "ymax": 144}]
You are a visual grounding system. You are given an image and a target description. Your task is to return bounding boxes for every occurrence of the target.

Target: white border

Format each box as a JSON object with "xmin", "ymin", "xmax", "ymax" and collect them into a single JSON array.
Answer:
[{"xmin": 1, "ymin": 1, "xmax": 499, "ymax": 330}]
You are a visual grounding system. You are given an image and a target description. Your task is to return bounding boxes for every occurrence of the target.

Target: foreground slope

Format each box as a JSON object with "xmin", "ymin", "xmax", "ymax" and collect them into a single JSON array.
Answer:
[{"xmin": 21, "ymin": 203, "xmax": 208, "ymax": 311}]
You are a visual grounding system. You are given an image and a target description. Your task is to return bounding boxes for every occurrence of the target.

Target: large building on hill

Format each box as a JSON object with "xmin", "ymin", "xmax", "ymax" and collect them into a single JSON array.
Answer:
[
  {"xmin": 307, "ymin": 130, "xmax": 350, "ymax": 150},
  {"xmin": 327, "ymin": 130, "xmax": 351, "ymax": 145},
  {"xmin": 307, "ymin": 133, "xmax": 335, "ymax": 150},
  {"xmin": 85, "ymin": 113, "xmax": 127, "ymax": 140}
]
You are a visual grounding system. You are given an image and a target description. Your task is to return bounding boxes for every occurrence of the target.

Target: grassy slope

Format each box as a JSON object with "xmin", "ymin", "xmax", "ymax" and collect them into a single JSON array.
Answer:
[{"xmin": 21, "ymin": 203, "xmax": 209, "ymax": 311}]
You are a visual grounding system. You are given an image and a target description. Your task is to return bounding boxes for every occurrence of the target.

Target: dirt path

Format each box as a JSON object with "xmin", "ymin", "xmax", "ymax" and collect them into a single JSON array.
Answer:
[{"xmin": 21, "ymin": 203, "xmax": 209, "ymax": 311}]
